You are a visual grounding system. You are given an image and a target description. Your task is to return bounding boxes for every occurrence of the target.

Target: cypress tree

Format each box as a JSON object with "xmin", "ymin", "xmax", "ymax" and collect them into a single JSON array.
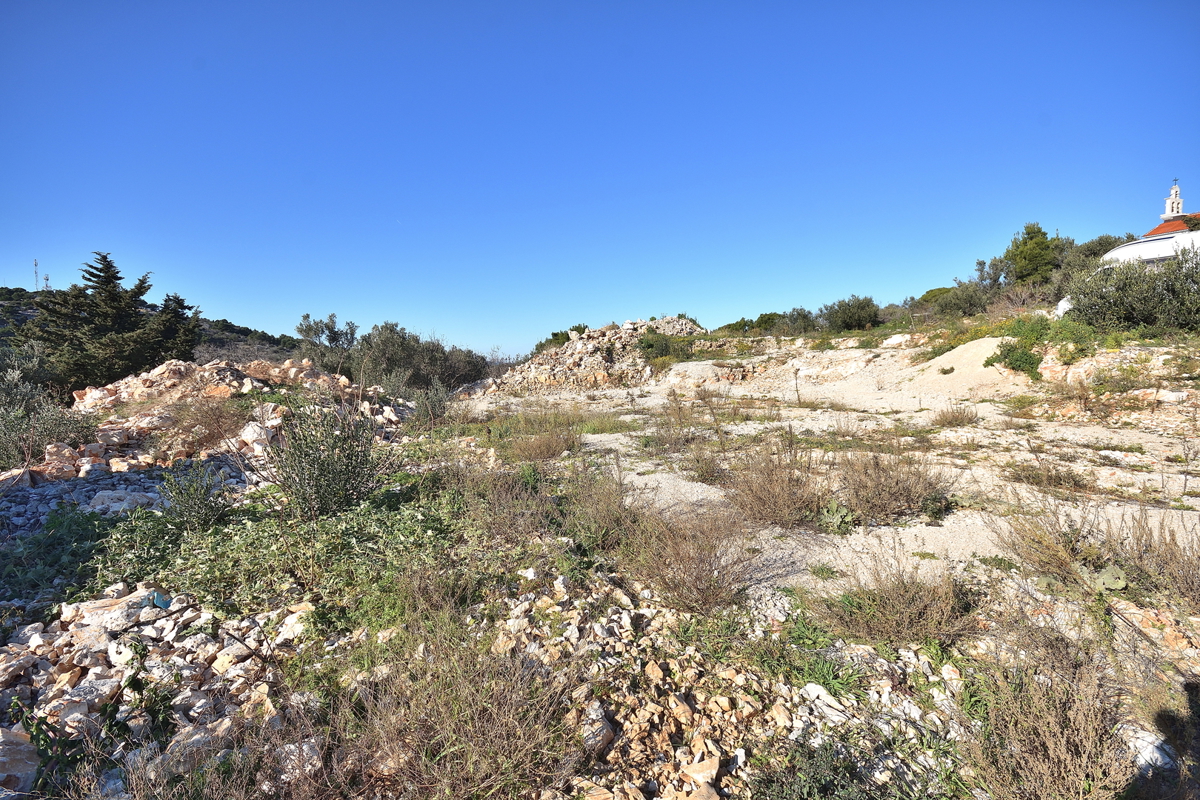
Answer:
[{"xmin": 22, "ymin": 252, "xmax": 200, "ymax": 390}]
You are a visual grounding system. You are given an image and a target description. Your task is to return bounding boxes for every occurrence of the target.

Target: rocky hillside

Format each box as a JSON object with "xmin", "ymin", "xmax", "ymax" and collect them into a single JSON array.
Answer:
[{"xmin": 2, "ymin": 323, "xmax": 1199, "ymax": 799}]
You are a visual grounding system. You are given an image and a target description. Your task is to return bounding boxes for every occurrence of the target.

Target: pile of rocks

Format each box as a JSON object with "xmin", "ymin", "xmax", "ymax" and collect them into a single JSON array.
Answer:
[
  {"xmin": 0, "ymin": 581, "xmax": 311, "ymax": 794},
  {"xmin": 491, "ymin": 317, "xmax": 707, "ymax": 393},
  {"xmin": 1, "ymin": 561, "xmax": 1189, "ymax": 796}
]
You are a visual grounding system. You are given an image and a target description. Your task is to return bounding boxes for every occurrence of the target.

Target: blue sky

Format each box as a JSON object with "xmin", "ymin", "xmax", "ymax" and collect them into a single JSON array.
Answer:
[{"xmin": 2, "ymin": 1, "xmax": 1198, "ymax": 354}]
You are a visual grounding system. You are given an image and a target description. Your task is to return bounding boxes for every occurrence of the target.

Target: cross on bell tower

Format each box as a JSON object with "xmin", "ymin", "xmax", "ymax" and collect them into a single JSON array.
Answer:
[{"xmin": 1162, "ymin": 181, "xmax": 1185, "ymax": 221}]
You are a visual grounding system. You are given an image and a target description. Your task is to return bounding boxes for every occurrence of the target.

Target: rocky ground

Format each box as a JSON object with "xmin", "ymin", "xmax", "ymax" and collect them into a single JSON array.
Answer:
[{"xmin": 2, "ymin": 327, "xmax": 1200, "ymax": 798}]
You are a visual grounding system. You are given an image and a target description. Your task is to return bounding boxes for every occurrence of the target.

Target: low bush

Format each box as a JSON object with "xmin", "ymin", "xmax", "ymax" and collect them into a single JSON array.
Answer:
[
  {"xmin": 958, "ymin": 634, "xmax": 1137, "ymax": 800},
  {"xmin": 727, "ymin": 444, "xmax": 830, "ymax": 530},
  {"xmin": 820, "ymin": 295, "xmax": 882, "ymax": 333},
  {"xmin": 751, "ymin": 738, "xmax": 904, "ymax": 800},
  {"xmin": 0, "ymin": 398, "xmax": 97, "ymax": 471},
  {"xmin": 621, "ymin": 509, "xmax": 758, "ymax": 613},
  {"xmin": 262, "ymin": 407, "xmax": 398, "ymax": 519},
  {"xmin": 159, "ymin": 461, "xmax": 236, "ymax": 533},
  {"xmin": 1104, "ymin": 510, "xmax": 1200, "ymax": 610},
  {"xmin": 836, "ymin": 451, "xmax": 955, "ymax": 524},
  {"xmin": 1068, "ymin": 247, "xmax": 1200, "ymax": 332}
]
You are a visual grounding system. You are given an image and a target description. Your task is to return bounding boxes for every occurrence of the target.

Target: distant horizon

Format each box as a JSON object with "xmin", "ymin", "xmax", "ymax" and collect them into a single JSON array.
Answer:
[{"xmin": 3, "ymin": 1, "xmax": 1197, "ymax": 355}]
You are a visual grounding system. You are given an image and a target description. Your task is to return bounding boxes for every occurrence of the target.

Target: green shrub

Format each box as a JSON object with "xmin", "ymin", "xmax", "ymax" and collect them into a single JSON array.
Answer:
[
  {"xmin": 820, "ymin": 295, "xmax": 882, "ymax": 333},
  {"xmin": 0, "ymin": 398, "xmax": 97, "ymax": 471},
  {"xmin": 1067, "ymin": 248, "xmax": 1200, "ymax": 332},
  {"xmin": 94, "ymin": 504, "xmax": 456, "ymax": 614},
  {"xmin": 409, "ymin": 378, "xmax": 451, "ymax": 427},
  {"xmin": 159, "ymin": 461, "xmax": 235, "ymax": 533},
  {"xmin": 984, "ymin": 340, "xmax": 1043, "ymax": 380},
  {"xmin": 751, "ymin": 738, "xmax": 904, "ymax": 799},
  {"xmin": 263, "ymin": 407, "xmax": 397, "ymax": 519}
]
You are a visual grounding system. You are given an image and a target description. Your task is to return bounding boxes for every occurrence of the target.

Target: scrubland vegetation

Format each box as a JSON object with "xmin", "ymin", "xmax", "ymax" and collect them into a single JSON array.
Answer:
[{"xmin": 3, "ymin": 234, "xmax": 1200, "ymax": 798}]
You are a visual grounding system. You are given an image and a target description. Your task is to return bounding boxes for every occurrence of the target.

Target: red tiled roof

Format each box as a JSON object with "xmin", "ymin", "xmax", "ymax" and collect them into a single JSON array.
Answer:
[{"xmin": 1145, "ymin": 214, "xmax": 1200, "ymax": 236}]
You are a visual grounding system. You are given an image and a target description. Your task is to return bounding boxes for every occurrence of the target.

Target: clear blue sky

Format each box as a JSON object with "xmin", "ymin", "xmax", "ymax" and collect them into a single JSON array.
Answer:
[{"xmin": 3, "ymin": 2, "xmax": 1198, "ymax": 354}]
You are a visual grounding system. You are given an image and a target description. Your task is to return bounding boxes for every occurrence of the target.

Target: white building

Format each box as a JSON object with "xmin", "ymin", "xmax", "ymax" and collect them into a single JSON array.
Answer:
[{"xmin": 1101, "ymin": 182, "xmax": 1200, "ymax": 264}]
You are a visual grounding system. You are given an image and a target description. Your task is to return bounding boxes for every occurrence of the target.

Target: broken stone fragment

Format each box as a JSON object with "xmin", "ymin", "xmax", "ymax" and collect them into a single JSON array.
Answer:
[{"xmin": 0, "ymin": 728, "xmax": 40, "ymax": 794}]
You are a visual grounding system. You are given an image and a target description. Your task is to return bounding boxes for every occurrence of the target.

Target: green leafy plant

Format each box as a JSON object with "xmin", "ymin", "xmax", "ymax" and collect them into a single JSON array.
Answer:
[
  {"xmin": 160, "ymin": 461, "xmax": 235, "ymax": 533},
  {"xmin": 262, "ymin": 406, "xmax": 398, "ymax": 519}
]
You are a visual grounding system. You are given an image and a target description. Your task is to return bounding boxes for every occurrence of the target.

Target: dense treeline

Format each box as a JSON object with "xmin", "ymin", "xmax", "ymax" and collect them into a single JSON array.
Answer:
[{"xmin": 291, "ymin": 313, "xmax": 490, "ymax": 394}]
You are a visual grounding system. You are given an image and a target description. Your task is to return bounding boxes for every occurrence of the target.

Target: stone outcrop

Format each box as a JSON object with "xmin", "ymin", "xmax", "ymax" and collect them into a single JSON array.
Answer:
[{"xmin": 491, "ymin": 317, "xmax": 707, "ymax": 393}]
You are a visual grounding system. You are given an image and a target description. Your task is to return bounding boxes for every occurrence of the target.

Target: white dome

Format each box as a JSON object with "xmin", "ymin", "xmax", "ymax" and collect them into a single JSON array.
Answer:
[{"xmin": 1101, "ymin": 230, "xmax": 1200, "ymax": 264}]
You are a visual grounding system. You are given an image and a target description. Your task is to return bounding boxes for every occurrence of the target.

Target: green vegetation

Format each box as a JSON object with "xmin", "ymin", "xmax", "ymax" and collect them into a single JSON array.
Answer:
[
  {"xmin": 0, "ymin": 343, "xmax": 98, "ymax": 469},
  {"xmin": 297, "ymin": 314, "xmax": 491, "ymax": 393},
  {"xmin": 532, "ymin": 322, "xmax": 587, "ymax": 353},
  {"xmin": 20, "ymin": 253, "xmax": 200, "ymax": 391}
]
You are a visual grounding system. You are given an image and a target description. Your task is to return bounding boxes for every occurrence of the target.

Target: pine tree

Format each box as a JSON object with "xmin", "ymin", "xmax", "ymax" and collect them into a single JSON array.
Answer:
[
  {"xmin": 22, "ymin": 253, "xmax": 200, "ymax": 390},
  {"xmin": 1003, "ymin": 223, "xmax": 1062, "ymax": 284}
]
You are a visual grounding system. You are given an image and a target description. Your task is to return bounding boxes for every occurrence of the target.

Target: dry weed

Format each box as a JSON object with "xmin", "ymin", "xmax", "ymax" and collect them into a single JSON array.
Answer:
[
  {"xmin": 958, "ymin": 633, "xmax": 1138, "ymax": 800},
  {"xmin": 994, "ymin": 499, "xmax": 1103, "ymax": 584},
  {"xmin": 560, "ymin": 462, "xmax": 643, "ymax": 554},
  {"xmin": 347, "ymin": 642, "xmax": 581, "ymax": 798},
  {"xmin": 442, "ymin": 463, "xmax": 561, "ymax": 544},
  {"xmin": 1104, "ymin": 509, "xmax": 1200, "ymax": 610},
  {"xmin": 622, "ymin": 508, "xmax": 759, "ymax": 613},
  {"xmin": 1004, "ymin": 458, "xmax": 1096, "ymax": 492},
  {"xmin": 509, "ymin": 431, "xmax": 579, "ymax": 461},
  {"xmin": 817, "ymin": 546, "xmax": 979, "ymax": 645},
  {"xmin": 727, "ymin": 444, "xmax": 831, "ymax": 529},
  {"xmin": 932, "ymin": 403, "xmax": 979, "ymax": 427},
  {"xmin": 836, "ymin": 450, "xmax": 955, "ymax": 523},
  {"xmin": 163, "ymin": 396, "xmax": 251, "ymax": 455}
]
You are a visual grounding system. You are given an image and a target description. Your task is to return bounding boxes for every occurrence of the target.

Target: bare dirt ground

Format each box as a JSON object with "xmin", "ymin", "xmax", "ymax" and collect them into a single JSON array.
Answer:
[{"xmin": 471, "ymin": 337, "xmax": 1200, "ymax": 594}]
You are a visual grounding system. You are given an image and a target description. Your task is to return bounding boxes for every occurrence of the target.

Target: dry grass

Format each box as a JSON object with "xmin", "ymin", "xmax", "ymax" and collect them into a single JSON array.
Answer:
[
  {"xmin": 162, "ymin": 396, "xmax": 252, "ymax": 456},
  {"xmin": 958, "ymin": 632, "xmax": 1138, "ymax": 800},
  {"xmin": 932, "ymin": 403, "xmax": 979, "ymax": 427},
  {"xmin": 727, "ymin": 443, "xmax": 831, "ymax": 529},
  {"xmin": 559, "ymin": 462, "xmax": 644, "ymax": 554},
  {"xmin": 993, "ymin": 499, "xmax": 1102, "ymax": 585},
  {"xmin": 509, "ymin": 431, "xmax": 579, "ymax": 461},
  {"xmin": 621, "ymin": 508, "xmax": 759, "ymax": 613},
  {"xmin": 343, "ymin": 641, "xmax": 581, "ymax": 798},
  {"xmin": 439, "ymin": 463, "xmax": 561, "ymax": 544},
  {"xmin": 1104, "ymin": 509, "xmax": 1200, "ymax": 610},
  {"xmin": 817, "ymin": 547, "xmax": 979, "ymax": 645},
  {"xmin": 835, "ymin": 450, "xmax": 955, "ymax": 523},
  {"xmin": 1004, "ymin": 458, "xmax": 1096, "ymax": 492},
  {"xmin": 80, "ymin": 574, "xmax": 583, "ymax": 800}
]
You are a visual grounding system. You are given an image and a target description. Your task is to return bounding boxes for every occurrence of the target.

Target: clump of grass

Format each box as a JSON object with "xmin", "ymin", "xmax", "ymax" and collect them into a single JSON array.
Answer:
[
  {"xmin": 683, "ymin": 442, "xmax": 725, "ymax": 484},
  {"xmin": 836, "ymin": 450, "xmax": 956, "ymax": 524},
  {"xmin": 818, "ymin": 548, "xmax": 979, "ymax": 646},
  {"xmin": 932, "ymin": 403, "xmax": 979, "ymax": 428},
  {"xmin": 509, "ymin": 431, "xmax": 579, "ymax": 461},
  {"xmin": 621, "ymin": 508, "xmax": 759, "ymax": 613},
  {"xmin": 1004, "ymin": 459, "xmax": 1095, "ymax": 492}
]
